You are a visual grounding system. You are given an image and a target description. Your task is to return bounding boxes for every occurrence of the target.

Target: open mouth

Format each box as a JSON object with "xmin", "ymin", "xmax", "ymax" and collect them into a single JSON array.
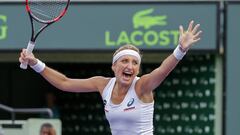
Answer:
[{"xmin": 122, "ymin": 71, "xmax": 133, "ymax": 79}]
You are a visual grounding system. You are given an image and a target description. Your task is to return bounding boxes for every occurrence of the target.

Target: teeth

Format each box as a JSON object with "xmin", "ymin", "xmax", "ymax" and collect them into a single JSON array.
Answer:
[
  {"xmin": 124, "ymin": 73, "xmax": 132, "ymax": 76},
  {"xmin": 124, "ymin": 71, "xmax": 132, "ymax": 74}
]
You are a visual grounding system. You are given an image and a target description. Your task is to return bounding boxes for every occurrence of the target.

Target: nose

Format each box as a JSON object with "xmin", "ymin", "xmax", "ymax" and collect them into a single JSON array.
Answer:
[{"xmin": 126, "ymin": 62, "xmax": 133, "ymax": 69}]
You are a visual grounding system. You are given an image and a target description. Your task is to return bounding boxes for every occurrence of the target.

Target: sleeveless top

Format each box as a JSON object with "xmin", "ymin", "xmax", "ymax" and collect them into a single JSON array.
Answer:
[{"xmin": 101, "ymin": 77, "xmax": 154, "ymax": 135}]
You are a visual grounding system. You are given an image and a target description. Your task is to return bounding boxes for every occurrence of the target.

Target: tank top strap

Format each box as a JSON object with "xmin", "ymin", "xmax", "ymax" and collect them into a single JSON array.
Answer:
[
  {"xmin": 128, "ymin": 77, "xmax": 140, "ymax": 95},
  {"xmin": 102, "ymin": 77, "xmax": 116, "ymax": 102}
]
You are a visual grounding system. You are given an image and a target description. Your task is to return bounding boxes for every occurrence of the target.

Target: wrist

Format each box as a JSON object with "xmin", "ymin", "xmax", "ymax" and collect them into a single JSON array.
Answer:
[
  {"xmin": 173, "ymin": 44, "xmax": 187, "ymax": 60},
  {"xmin": 30, "ymin": 59, "xmax": 46, "ymax": 73},
  {"xmin": 178, "ymin": 45, "xmax": 188, "ymax": 53},
  {"xmin": 29, "ymin": 58, "xmax": 38, "ymax": 66}
]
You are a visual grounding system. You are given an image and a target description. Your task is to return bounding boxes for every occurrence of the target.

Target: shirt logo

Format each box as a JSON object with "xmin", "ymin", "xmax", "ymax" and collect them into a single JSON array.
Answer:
[
  {"xmin": 124, "ymin": 98, "xmax": 136, "ymax": 111},
  {"xmin": 127, "ymin": 98, "xmax": 135, "ymax": 107}
]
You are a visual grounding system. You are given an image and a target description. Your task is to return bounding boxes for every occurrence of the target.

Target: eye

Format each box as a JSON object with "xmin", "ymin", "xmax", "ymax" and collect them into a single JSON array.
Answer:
[
  {"xmin": 133, "ymin": 60, "xmax": 138, "ymax": 65},
  {"xmin": 121, "ymin": 59, "xmax": 128, "ymax": 63}
]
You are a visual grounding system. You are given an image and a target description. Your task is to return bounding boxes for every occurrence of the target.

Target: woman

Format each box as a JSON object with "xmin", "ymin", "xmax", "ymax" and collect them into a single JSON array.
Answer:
[{"xmin": 19, "ymin": 20, "xmax": 202, "ymax": 135}]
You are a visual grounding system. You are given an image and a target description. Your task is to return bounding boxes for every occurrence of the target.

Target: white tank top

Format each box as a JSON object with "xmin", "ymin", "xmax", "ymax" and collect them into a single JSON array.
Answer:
[{"xmin": 102, "ymin": 77, "xmax": 154, "ymax": 135}]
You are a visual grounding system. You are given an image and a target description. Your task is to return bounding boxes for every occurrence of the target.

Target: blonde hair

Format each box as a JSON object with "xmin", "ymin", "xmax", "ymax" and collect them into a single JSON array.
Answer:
[{"xmin": 113, "ymin": 44, "xmax": 141, "ymax": 57}]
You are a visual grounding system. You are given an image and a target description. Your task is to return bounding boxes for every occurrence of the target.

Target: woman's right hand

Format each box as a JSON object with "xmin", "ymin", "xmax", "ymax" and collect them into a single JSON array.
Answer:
[{"xmin": 19, "ymin": 48, "xmax": 38, "ymax": 66}]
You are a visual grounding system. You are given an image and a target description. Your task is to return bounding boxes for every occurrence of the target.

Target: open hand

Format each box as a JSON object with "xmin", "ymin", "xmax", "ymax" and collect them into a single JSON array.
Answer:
[{"xmin": 178, "ymin": 20, "xmax": 202, "ymax": 51}]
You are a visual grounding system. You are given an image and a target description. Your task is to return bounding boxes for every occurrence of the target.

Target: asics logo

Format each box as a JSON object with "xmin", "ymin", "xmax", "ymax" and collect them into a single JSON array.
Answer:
[{"xmin": 127, "ymin": 98, "xmax": 135, "ymax": 107}]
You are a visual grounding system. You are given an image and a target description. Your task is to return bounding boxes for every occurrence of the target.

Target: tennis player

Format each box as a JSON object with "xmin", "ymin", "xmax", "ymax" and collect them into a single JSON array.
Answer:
[{"xmin": 19, "ymin": 20, "xmax": 201, "ymax": 135}]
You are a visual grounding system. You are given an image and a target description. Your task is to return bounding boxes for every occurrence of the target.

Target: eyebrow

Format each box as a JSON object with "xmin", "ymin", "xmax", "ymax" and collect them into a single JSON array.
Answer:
[{"xmin": 121, "ymin": 57, "xmax": 139, "ymax": 63}]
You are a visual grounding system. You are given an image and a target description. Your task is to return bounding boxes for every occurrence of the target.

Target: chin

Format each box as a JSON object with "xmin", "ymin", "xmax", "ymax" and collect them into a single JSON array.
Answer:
[{"xmin": 120, "ymin": 78, "xmax": 134, "ymax": 86}]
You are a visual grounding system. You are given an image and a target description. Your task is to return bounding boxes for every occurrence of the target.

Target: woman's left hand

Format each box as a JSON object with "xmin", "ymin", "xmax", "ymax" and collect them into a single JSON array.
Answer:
[{"xmin": 178, "ymin": 20, "xmax": 202, "ymax": 52}]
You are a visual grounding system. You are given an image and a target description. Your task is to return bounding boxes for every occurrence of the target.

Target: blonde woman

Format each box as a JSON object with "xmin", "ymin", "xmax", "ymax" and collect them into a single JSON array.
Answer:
[{"xmin": 19, "ymin": 20, "xmax": 201, "ymax": 135}]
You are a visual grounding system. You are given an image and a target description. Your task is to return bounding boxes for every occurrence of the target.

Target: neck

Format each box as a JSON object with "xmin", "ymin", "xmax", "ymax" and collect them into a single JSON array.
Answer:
[{"xmin": 114, "ymin": 82, "xmax": 131, "ymax": 96}]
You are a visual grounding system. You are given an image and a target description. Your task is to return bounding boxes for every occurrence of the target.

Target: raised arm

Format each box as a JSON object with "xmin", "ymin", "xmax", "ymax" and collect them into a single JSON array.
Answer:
[
  {"xmin": 19, "ymin": 51, "xmax": 108, "ymax": 93},
  {"xmin": 40, "ymin": 66, "xmax": 106, "ymax": 93},
  {"xmin": 139, "ymin": 20, "xmax": 202, "ymax": 93}
]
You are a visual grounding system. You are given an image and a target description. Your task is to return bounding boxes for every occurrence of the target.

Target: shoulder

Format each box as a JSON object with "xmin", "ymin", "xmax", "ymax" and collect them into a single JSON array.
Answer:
[
  {"xmin": 91, "ymin": 76, "xmax": 112, "ymax": 94},
  {"xmin": 135, "ymin": 76, "xmax": 154, "ymax": 102},
  {"xmin": 90, "ymin": 76, "xmax": 111, "ymax": 85}
]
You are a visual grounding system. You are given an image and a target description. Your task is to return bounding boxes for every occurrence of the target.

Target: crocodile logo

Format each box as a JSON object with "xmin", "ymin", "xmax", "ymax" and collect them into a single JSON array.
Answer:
[{"xmin": 133, "ymin": 8, "xmax": 167, "ymax": 29}]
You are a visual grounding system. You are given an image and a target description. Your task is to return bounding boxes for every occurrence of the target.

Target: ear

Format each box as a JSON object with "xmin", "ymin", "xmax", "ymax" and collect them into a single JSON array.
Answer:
[
  {"xmin": 111, "ymin": 64, "xmax": 115, "ymax": 72},
  {"xmin": 136, "ymin": 65, "xmax": 141, "ymax": 75},
  {"xmin": 136, "ymin": 69, "xmax": 139, "ymax": 75}
]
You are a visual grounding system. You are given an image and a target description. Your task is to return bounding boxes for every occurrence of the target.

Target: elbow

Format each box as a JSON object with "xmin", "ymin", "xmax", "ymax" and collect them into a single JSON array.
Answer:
[{"xmin": 55, "ymin": 76, "xmax": 71, "ymax": 91}]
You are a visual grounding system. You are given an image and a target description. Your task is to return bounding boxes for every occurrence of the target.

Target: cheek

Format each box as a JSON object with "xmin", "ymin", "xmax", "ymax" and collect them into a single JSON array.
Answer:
[
  {"xmin": 134, "ymin": 66, "xmax": 140, "ymax": 72},
  {"xmin": 116, "ymin": 67, "xmax": 124, "ymax": 74},
  {"xmin": 115, "ymin": 64, "xmax": 125, "ymax": 70},
  {"xmin": 112, "ymin": 66, "xmax": 122, "ymax": 75}
]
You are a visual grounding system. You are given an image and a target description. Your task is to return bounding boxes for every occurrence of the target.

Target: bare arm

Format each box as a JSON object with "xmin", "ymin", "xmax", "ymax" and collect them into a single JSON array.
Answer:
[
  {"xmin": 19, "ymin": 51, "xmax": 108, "ymax": 93},
  {"xmin": 139, "ymin": 54, "xmax": 179, "ymax": 91},
  {"xmin": 40, "ymin": 66, "xmax": 105, "ymax": 92},
  {"xmin": 138, "ymin": 20, "xmax": 202, "ymax": 93}
]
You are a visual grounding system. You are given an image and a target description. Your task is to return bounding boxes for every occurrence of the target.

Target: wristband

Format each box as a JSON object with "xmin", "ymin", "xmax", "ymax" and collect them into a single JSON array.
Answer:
[
  {"xmin": 173, "ymin": 45, "xmax": 187, "ymax": 60},
  {"xmin": 30, "ymin": 59, "xmax": 46, "ymax": 73}
]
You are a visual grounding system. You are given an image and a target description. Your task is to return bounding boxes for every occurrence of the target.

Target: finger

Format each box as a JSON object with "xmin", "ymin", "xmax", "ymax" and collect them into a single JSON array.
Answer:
[
  {"xmin": 21, "ymin": 49, "xmax": 27, "ymax": 57},
  {"xmin": 19, "ymin": 56, "xmax": 28, "ymax": 63},
  {"xmin": 193, "ymin": 30, "xmax": 202, "ymax": 40},
  {"xmin": 192, "ymin": 38, "xmax": 201, "ymax": 44},
  {"xmin": 21, "ymin": 51, "xmax": 27, "ymax": 58},
  {"xmin": 179, "ymin": 25, "xmax": 184, "ymax": 35},
  {"xmin": 192, "ymin": 24, "xmax": 200, "ymax": 34},
  {"xmin": 19, "ymin": 57, "xmax": 23, "ymax": 63},
  {"xmin": 22, "ymin": 49, "xmax": 33, "ymax": 59},
  {"xmin": 20, "ymin": 51, "xmax": 25, "ymax": 58},
  {"xmin": 187, "ymin": 20, "xmax": 194, "ymax": 32},
  {"xmin": 21, "ymin": 48, "xmax": 27, "ymax": 53},
  {"xmin": 20, "ymin": 49, "xmax": 24, "ymax": 57},
  {"xmin": 20, "ymin": 50, "xmax": 30, "ymax": 60}
]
